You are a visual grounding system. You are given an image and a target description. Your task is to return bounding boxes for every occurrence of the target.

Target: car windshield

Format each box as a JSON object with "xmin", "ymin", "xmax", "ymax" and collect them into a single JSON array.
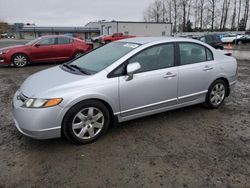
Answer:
[
  {"xmin": 69, "ymin": 42, "xmax": 140, "ymax": 74},
  {"xmin": 25, "ymin": 37, "xmax": 42, "ymax": 45}
]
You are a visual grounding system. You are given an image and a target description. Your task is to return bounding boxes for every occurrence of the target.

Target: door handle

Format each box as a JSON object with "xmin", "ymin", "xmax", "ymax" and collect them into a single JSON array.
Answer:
[
  {"xmin": 203, "ymin": 66, "xmax": 213, "ymax": 71},
  {"xmin": 163, "ymin": 72, "xmax": 177, "ymax": 78}
]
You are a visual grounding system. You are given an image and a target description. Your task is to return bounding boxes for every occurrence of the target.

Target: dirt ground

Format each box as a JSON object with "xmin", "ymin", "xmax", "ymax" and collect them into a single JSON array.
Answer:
[{"xmin": 0, "ymin": 41, "xmax": 250, "ymax": 188}]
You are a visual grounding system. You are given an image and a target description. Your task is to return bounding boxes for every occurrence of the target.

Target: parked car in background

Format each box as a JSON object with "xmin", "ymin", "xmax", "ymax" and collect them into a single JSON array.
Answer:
[
  {"xmin": 221, "ymin": 34, "xmax": 243, "ymax": 43},
  {"xmin": 91, "ymin": 35, "xmax": 105, "ymax": 43},
  {"xmin": 198, "ymin": 34, "xmax": 224, "ymax": 50},
  {"xmin": 12, "ymin": 37, "xmax": 237, "ymax": 144},
  {"xmin": 0, "ymin": 35, "xmax": 93, "ymax": 67},
  {"xmin": 0, "ymin": 33, "xmax": 15, "ymax": 39},
  {"xmin": 232, "ymin": 35, "xmax": 250, "ymax": 45},
  {"xmin": 99, "ymin": 33, "xmax": 136, "ymax": 44}
]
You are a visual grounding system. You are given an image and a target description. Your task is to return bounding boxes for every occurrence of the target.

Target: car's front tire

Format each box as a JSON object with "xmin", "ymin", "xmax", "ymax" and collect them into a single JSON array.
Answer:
[
  {"xmin": 62, "ymin": 100, "xmax": 110, "ymax": 144},
  {"xmin": 73, "ymin": 51, "xmax": 84, "ymax": 59},
  {"xmin": 205, "ymin": 79, "xmax": 228, "ymax": 109},
  {"xmin": 12, "ymin": 54, "xmax": 29, "ymax": 67}
]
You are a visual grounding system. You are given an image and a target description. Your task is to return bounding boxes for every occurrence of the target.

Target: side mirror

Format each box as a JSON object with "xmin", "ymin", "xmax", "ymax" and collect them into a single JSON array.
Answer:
[
  {"xmin": 34, "ymin": 43, "xmax": 40, "ymax": 47},
  {"xmin": 126, "ymin": 62, "xmax": 141, "ymax": 81}
]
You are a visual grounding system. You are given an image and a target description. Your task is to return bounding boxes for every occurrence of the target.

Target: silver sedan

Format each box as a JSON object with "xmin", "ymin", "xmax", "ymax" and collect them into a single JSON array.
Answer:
[{"xmin": 12, "ymin": 37, "xmax": 237, "ymax": 144}]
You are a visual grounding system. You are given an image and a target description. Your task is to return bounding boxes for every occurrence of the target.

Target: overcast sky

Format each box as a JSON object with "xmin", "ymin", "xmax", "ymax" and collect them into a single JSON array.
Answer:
[{"xmin": 0, "ymin": 0, "xmax": 156, "ymax": 26}]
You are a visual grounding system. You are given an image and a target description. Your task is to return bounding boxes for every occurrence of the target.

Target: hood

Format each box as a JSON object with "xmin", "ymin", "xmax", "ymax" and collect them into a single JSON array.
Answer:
[
  {"xmin": 0, "ymin": 45, "xmax": 26, "ymax": 51},
  {"xmin": 20, "ymin": 66, "xmax": 89, "ymax": 97}
]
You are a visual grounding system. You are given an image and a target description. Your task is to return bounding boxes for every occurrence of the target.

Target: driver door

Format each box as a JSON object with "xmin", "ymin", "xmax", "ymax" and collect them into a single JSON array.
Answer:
[
  {"xmin": 30, "ymin": 37, "xmax": 57, "ymax": 62},
  {"xmin": 119, "ymin": 43, "xmax": 178, "ymax": 118}
]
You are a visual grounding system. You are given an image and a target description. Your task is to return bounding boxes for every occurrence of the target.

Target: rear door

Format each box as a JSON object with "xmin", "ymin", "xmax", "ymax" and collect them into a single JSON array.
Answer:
[
  {"xmin": 177, "ymin": 42, "xmax": 216, "ymax": 103},
  {"xmin": 53, "ymin": 37, "xmax": 74, "ymax": 61}
]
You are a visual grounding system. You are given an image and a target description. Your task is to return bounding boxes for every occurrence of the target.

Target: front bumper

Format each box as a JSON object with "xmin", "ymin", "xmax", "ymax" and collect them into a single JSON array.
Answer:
[
  {"xmin": 12, "ymin": 91, "xmax": 62, "ymax": 139},
  {"xmin": 0, "ymin": 54, "xmax": 11, "ymax": 66}
]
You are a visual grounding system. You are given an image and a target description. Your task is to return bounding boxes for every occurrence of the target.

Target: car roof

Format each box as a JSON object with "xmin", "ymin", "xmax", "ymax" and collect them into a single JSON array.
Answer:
[{"xmin": 118, "ymin": 37, "xmax": 200, "ymax": 45}]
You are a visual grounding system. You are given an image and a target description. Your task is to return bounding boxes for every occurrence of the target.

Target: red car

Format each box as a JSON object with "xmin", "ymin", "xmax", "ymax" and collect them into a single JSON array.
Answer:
[
  {"xmin": 0, "ymin": 35, "xmax": 93, "ymax": 67},
  {"xmin": 100, "ymin": 33, "xmax": 136, "ymax": 44}
]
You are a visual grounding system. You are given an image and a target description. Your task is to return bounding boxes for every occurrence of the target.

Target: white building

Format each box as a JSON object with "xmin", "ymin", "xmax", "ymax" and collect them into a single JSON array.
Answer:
[{"xmin": 85, "ymin": 21, "xmax": 172, "ymax": 37}]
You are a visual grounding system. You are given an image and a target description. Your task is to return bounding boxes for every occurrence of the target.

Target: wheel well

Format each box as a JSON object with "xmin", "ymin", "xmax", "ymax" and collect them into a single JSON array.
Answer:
[
  {"xmin": 94, "ymin": 99, "xmax": 117, "ymax": 128},
  {"xmin": 214, "ymin": 77, "xmax": 230, "ymax": 97},
  {"xmin": 11, "ymin": 53, "xmax": 30, "ymax": 63},
  {"xmin": 61, "ymin": 98, "xmax": 117, "ymax": 138}
]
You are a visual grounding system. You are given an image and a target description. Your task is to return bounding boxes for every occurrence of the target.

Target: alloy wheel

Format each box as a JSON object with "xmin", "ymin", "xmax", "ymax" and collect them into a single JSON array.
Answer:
[
  {"xmin": 209, "ymin": 83, "xmax": 225, "ymax": 106},
  {"xmin": 13, "ymin": 55, "xmax": 28, "ymax": 67},
  {"xmin": 72, "ymin": 107, "xmax": 104, "ymax": 140}
]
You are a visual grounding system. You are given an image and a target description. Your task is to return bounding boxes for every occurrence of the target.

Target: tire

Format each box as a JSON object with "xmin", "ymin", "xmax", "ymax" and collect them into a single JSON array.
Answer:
[
  {"xmin": 73, "ymin": 51, "xmax": 84, "ymax": 59},
  {"xmin": 204, "ymin": 79, "xmax": 228, "ymax": 109},
  {"xmin": 238, "ymin": 41, "xmax": 243, "ymax": 45},
  {"xmin": 105, "ymin": 40, "xmax": 111, "ymax": 44},
  {"xmin": 62, "ymin": 100, "xmax": 111, "ymax": 144},
  {"xmin": 12, "ymin": 54, "xmax": 29, "ymax": 67}
]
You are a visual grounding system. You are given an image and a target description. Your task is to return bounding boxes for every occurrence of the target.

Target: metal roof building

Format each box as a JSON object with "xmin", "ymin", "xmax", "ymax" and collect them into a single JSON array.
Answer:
[{"xmin": 12, "ymin": 23, "xmax": 100, "ymax": 40}]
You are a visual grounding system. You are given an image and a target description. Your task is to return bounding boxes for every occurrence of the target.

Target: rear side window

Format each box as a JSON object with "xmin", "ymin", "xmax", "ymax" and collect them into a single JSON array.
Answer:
[
  {"xmin": 179, "ymin": 43, "xmax": 213, "ymax": 65},
  {"xmin": 57, "ymin": 37, "xmax": 72, "ymax": 44},
  {"xmin": 206, "ymin": 49, "xmax": 213, "ymax": 61}
]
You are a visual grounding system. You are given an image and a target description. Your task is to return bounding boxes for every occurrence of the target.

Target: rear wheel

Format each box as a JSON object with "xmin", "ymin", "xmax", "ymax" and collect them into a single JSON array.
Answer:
[
  {"xmin": 62, "ymin": 100, "xmax": 110, "ymax": 144},
  {"xmin": 238, "ymin": 41, "xmax": 243, "ymax": 45},
  {"xmin": 12, "ymin": 54, "xmax": 29, "ymax": 67},
  {"xmin": 205, "ymin": 79, "xmax": 227, "ymax": 109}
]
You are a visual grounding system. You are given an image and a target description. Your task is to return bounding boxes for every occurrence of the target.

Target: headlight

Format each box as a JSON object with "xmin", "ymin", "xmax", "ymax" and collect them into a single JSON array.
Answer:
[
  {"xmin": 22, "ymin": 98, "xmax": 63, "ymax": 108},
  {"xmin": 0, "ymin": 50, "xmax": 10, "ymax": 55}
]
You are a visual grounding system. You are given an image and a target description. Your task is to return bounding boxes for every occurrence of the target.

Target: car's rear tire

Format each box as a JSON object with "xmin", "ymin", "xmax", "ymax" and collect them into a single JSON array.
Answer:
[
  {"xmin": 238, "ymin": 41, "xmax": 243, "ymax": 45},
  {"xmin": 204, "ymin": 79, "xmax": 228, "ymax": 109},
  {"xmin": 62, "ymin": 100, "xmax": 110, "ymax": 144},
  {"xmin": 12, "ymin": 54, "xmax": 29, "ymax": 67}
]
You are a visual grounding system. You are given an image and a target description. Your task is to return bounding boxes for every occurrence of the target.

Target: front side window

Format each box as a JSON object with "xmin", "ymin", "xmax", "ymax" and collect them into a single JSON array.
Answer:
[
  {"xmin": 69, "ymin": 42, "xmax": 139, "ymax": 74},
  {"xmin": 38, "ymin": 38, "xmax": 56, "ymax": 45},
  {"xmin": 57, "ymin": 37, "xmax": 72, "ymax": 44},
  {"xmin": 179, "ymin": 43, "xmax": 207, "ymax": 65},
  {"xmin": 127, "ymin": 43, "xmax": 175, "ymax": 73}
]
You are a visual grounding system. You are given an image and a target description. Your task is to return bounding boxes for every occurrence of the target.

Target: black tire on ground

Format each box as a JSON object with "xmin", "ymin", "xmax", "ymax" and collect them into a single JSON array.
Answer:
[
  {"xmin": 62, "ymin": 100, "xmax": 111, "ymax": 144},
  {"xmin": 105, "ymin": 40, "xmax": 111, "ymax": 44},
  {"xmin": 204, "ymin": 79, "xmax": 228, "ymax": 109},
  {"xmin": 12, "ymin": 54, "xmax": 29, "ymax": 67}
]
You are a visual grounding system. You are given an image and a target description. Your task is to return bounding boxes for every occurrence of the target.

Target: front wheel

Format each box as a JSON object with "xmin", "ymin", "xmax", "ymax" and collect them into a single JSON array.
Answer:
[
  {"xmin": 73, "ymin": 51, "xmax": 84, "ymax": 58},
  {"xmin": 62, "ymin": 100, "xmax": 110, "ymax": 144},
  {"xmin": 12, "ymin": 54, "xmax": 29, "ymax": 67},
  {"xmin": 204, "ymin": 79, "xmax": 228, "ymax": 109}
]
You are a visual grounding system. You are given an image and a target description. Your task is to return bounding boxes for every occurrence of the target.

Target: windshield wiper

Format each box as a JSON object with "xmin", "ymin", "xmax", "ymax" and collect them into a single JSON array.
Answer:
[
  {"xmin": 69, "ymin": 64, "xmax": 91, "ymax": 75},
  {"xmin": 62, "ymin": 64, "xmax": 75, "ymax": 72}
]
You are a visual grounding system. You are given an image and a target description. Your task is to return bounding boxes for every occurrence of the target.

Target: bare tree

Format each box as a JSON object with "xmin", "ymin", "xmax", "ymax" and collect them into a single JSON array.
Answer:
[
  {"xmin": 243, "ymin": 0, "xmax": 250, "ymax": 29},
  {"xmin": 231, "ymin": 0, "xmax": 237, "ymax": 30},
  {"xmin": 237, "ymin": 0, "xmax": 242, "ymax": 29},
  {"xmin": 199, "ymin": 0, "xmax": 205, "ymax": 30},
  {"xmin": 208, "ymin": 0, "xmax": 217, "ymax": 31}
]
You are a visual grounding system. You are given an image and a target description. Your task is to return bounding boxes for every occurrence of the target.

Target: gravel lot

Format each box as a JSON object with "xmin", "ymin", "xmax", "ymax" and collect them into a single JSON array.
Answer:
[{"xmin": 0, "ymin": 40, "xmax": 250, "ymax": 188}]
